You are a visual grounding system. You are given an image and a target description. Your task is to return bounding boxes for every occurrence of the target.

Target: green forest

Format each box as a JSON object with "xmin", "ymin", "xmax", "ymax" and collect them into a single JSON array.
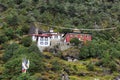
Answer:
[{"xmin": 0, "ymin": 0, "xmax": 120, "ymax": 80}]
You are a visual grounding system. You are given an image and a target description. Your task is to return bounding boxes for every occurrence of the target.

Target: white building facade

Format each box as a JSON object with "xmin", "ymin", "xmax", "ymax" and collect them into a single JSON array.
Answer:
[{"xmin": 37, "ymin": 36, "xmax": 51, "ymax": 47}]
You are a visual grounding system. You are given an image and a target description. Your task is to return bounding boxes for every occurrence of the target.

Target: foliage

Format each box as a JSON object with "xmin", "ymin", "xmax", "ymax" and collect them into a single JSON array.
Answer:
[
  {"xmin": 79, "ymin": 40, "xmax": 119, "ymax": 59},
  {"xmin": 28, "ymin": 43, "xmax": 41, "ymax": 55},
  {"xmin": 6, "ymin": 14, "xmax": 19, "ymax": 26},
  {"xmin": 51, "ymin": 60, "xmax": 62, "ymax": 72},
  {"xmin": 87, "ymin": 63, "xmax": 95, "ymax": 71},
  {"xmin": 109, "ymin": 61, "xmax": 117, "ymax": 72},
  {"xmin": 0, "ymin": 0, "xmax": 120, "ymax": 79},
  {"xmin": 2, "ymin": 43, "xmax": 19, "ymax": 62},
  {"xmin": 21, "ymin": 36, "xmax": 32, "ymax": 47},
  {"xmin": 2, "ymin": 57, "xmax": 21, "ymax": 79},
  {"xmin": 2, "ymin": 43, "xmax": 44, "ymax": 79},
  {"xmin": 59, "ymin": 29, "xmax": 72, "ymax": 33},
  {"xmin": 70, "ymin": 38, "xmax": 80, "ymax": 46},
  {"xmin": 28, "ymin": 52, "xmax": 44, "ymax": 74},
  {"xmin": 4, "ymin": 27, "xmax": 15, "ymax": 39},
  {"xmin": 20, "ymin": 24, "xmax": 29, "ymax": 34},
  {"xmin": 16, "ymin": 73, "xmax": 36, "ymax": 80},
  {"xmin": 0, "ymin": 34, "xmax": 8, "ymax": 44}
]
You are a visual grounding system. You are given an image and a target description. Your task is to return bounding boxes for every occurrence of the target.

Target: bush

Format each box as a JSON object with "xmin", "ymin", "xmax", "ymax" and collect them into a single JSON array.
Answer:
[
  {"xmin": 6, "ymin": 14, "xmax": 19, "ymax": 26},
  {"xmin": 79, "ymin": 40, "xmax": 109, "ymax": 59},
  {"xmin": 4, "ymin": 28, "xmax": 15, "ymax": 39},
  {"xmin": 21, "ymin": 36, "xmax": 32, "ymax": 47},
  {"xmin": 21, "ymin": 24, "xmax": 29, "ymax": 34},
  {"xmin": 79, "ymin": 46, "xmax": 89, "ymax": 59},
  {"xmin": 109, "ymin": 61, "xmax": 117, "ymax": 72},
  {"xmin": 2, "ymin": 46, "xmax": 44, "ymax": 79},
  {"xmin": 2, "ymin": 57, "xmax": 21, "ymax": 79},
  {"xmin": 28, "ymin": 43, "xmax": 42, "ymax": 57},
  {"xmin": 87, "ymin": 63, "xmax": 94, "ymax": 71},
  {"xmin": 2, "ymin": 43, "xmax": 19, "ymax": 62},
  {"xmin": 0, "ymin": 34, "xmax": 8, "ymax": 44},
  {"xmin": 51, "ymin": 60, "xmax": 62, "ymax": 72},
  {"xmin": 70, "ymin": 38, "xmax": 80, "ymax": 46},
  {"xmin": 100, "ymin": 53, "xmax": 111, "ymax": 67},
  {"xmin": 28, "ymin": 53, "xmax": 44, "ymax": 74},
  {"xmin": 16, "ymin": 73, "xmax": 36, "ymax": 80},
  {"xmin": 15, "ymin": 27, "xmax": 23, "ymax": 36}
]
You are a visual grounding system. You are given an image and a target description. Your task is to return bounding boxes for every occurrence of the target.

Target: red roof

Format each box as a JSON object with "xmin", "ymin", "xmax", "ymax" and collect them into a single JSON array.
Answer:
[{"xmin": 65, "ymin": 33, "xmax": 92, "ymax": 42}]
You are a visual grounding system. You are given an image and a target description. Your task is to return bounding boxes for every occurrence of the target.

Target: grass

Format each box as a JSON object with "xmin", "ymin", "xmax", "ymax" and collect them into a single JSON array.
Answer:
[
  {"xmin": 42, "ymin": 52, "xmax": 118, "ymax": 79},
  {"xmin": 0, "ymin": 51, "xmax": 117, "ymax": 79},
  {"xmin": 69, "ymin": 75, "xmax": 114, "ymax": 80}
]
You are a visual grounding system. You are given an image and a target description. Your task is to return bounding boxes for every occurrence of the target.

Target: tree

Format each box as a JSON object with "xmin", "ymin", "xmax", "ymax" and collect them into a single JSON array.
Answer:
[
  {"xmin": 109, "ymin": 61, "xmax": 117, "ymax": 72},
  {"xmin": 2, "ymin": 57, "xmax": 21, "ymax": 79},
  {"xmin": 59, "ymin": 29, "xmax": 72, "ymax": 34},
  {"xmin": 51, "ymin": 60, "xmax": 62, "ymax": 72},
  {"xmin": 28, "ymin": 52, "xmax": 44, "ymax": 74},
  {"xmin": 2, "ymin": 46, "xmax": 44, "ymax": 79},
  {"xmin": 70, "ymin": 38, "xmax": 80, "ymax": 46},
  {"xmin": 28, "ymin": 43, "xmax": 42, "ymax": 56},
  {"xmin": 4, "ymin": 28, "xmax": 15, "ymax": 39},
  {"xmin": 14, "ymin": 0, "xmax": 23, "ymax": 4},
  {"xmin": 0, "ymin": 34, "xmax": 8, "ymax": 44},
  {"xmin": 6, "ymin": 14, "xmax": 19, "ymax": 26},
  {"xmin": 16, "ymin": 73, "xmax": 36, "ymax": 80},
  {"xmin": 79, "ymin": 45, "xmax": 89, "ymax": 59},
  {"xmin": 87, "ymin": 62, "xmax": 95, "ymax": 71},
  {"xmin": 2, "ymin": 43, "xmax": 19, "ymax": 62},
  {"xmin": 21, "ymin": 36, "xmax": 32, "ymax": 47},
  {"xmin": 32, "ymin": 0, "xmax": 39, "ymax": 3}
]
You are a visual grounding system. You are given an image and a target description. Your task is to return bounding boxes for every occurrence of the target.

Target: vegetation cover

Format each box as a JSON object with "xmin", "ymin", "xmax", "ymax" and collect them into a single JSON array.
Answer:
[{"xmin": 0, "ymin": 0, "xmax": 120, "ymax": 80}]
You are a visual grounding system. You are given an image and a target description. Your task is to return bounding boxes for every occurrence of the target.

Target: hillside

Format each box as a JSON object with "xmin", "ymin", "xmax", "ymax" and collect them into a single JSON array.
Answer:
[{"xmin": 0, "ymin": 0, "xmax": 120, "ymax": 80}]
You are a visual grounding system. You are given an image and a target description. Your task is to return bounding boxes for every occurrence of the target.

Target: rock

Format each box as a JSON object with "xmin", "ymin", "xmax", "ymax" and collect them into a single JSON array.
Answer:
[
  {"xmin": 114, "ymin": 75, "xmax": 120, "ymax": 80},
  {"xmin": 61, "ymin": 72, "xmax": 69, "ymax": 80},
  {"xmin": 73, "ymin": 59, "xmax": 78, "ymax": 62},
  {"xmin": 37, "ymin": 78, "xmax": 43, "ymax": 80},
  {"xmin": 67, "ymin": 57, "xmax": 73, "ymax": 62},
  {"xmin": 94, "ymin": 78, "xmax": 99, "ymax": 80},
  {"xmin": 78, "ymin": 73, "xmax": 86, "ymax": 76}
]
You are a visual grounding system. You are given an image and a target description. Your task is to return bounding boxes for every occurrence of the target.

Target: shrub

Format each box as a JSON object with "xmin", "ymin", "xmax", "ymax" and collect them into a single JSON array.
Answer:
[
  {"xmin": 2, "ymin": 57, "xmax": 21, "ymax": 79},
  {"xmin": 87, "ymin": 63, "xmax": 94, "ymax": 71},
  {"xmin": 51, "ymin": 60, "xmax": 62, "ymax": 72},
  {"xmin": 6, "ymin": 14, "xmax": 19, "ymax": 26},
  {"xmin": 21, "ymin": 24, "xmax": 29, "ymax": 34},
  {"xmin": 16, "ymin": 73, "xmax": 36, "ymax": 80},
  {"xmin": 21, "ymin": 36, "xmax": 32, "ymax": 47},
  {"xmin": 28, "ymin": 52, "xmax": 44, "ymax": 74},
  {"xmin": 79, "ymin": 46, "xmax": 89, "ymax": 59},
  {"xmin": 2, "ymin": 43, "xmax": 19, "ymax": 62},
  {"xmin": 109, "ymin": 61, "xmax": 117, "ymax": 72},
  {"xmin": 0, "ymin": 34, "xmax": 8, "ymax": 44},
  {"xmin": 70, "ymin": 38, "xmax": 80, "ymax": 46},
  {"xmin": 28, "ymin": 43, "xmax": 43, "ymax": 57},
  {"xmin": 2, "ymin": 46, "xmax": 44, "ymax": 79},
  {"xmin": 4, "ymin": 28, "xmax": 15, "ymax": 39}
]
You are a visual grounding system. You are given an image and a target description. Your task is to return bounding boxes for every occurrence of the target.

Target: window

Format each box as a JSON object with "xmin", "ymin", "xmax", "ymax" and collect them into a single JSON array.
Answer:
[
  {"xmin": 45, "ymin": 38, "xmax": 48, "ymax": 41},
  {"xmin": 40, "ymin": 37, "xmax": 43, "ymax": 41},
  {"xmin": 45, "ymin": 42, "xmax": 48, "ymax": 45},
  {"xmin": 40, "ymin": 42, "xmax": 43, "ymax": 45}
]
